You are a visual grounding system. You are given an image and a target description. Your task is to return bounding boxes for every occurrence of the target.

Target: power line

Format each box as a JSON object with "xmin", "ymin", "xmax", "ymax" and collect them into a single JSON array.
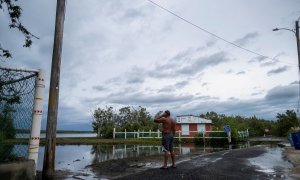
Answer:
[{"xmin": 148, "ymin": 0, "xmax": 297, "ymax": 67}]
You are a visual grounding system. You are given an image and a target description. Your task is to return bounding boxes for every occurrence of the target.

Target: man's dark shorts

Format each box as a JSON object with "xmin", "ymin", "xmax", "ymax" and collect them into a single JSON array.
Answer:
[{"xmin": 162, "ymin": 133, "xmax": 174, "ymax": 152}]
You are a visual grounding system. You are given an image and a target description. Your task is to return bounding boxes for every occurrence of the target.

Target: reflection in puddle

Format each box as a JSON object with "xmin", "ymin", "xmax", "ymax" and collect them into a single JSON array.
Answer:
[
  {"xmin": 35, "ymin": 143, "xmax": 241, "ymax": 171},
  {"xmin": 248, "ymin": 147, "xmax": 293, "ymax": 179},
  {"xmin": 3, "ymin": 142, "xmax": 251, "ymax": 172}
]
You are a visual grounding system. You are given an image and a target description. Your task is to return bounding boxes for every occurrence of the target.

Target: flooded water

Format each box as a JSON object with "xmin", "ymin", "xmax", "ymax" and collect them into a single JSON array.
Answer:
[
  {"xmin": 2, "ymin": 142, "xmax": 250, "ymax": 171},
  {"xmin": 249, "ymin": 146, "xmax": 293, "ymax": 179},
  {"xmin": 2, "ymin": 142, "xmax": 294, "ymax": 179}
]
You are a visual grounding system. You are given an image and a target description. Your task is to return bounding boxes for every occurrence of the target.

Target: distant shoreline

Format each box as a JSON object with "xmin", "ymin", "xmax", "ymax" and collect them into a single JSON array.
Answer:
[
  {"xmin": 3, "ymin": 137, "xmax": 161, "ymax": 145},
  {"xmin": 15, "ymin": 129, "xmax": 94, "ymax": 134}
]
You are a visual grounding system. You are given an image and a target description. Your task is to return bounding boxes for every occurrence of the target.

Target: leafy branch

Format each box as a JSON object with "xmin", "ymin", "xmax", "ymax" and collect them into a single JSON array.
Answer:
[{"xmin": 0, "ymin": 0, "xmax": 39, "ymax": 60}]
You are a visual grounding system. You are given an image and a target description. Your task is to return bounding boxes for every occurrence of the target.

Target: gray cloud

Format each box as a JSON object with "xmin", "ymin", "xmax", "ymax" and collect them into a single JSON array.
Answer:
[
  {"xmin": 109, "ymin": 92, "xmax": 194, "ymax": 105},
  {"xmin": 174, "ymin": 81, "xmax": 189, "ymax": 88},
  {"xmin": 202, "ymin": 82, "xmax": 209, "ymax": 87},
  {"xmin": 177, "ymin": 51, "xmax": 229, "ymax": 76},
  {"xmin": 267, "ymin": 66, "xmax": 289, "ymax": 76},
  {"xmin": 206, "ymin": 39, "xmax": 217, "ymax": 47},
  {"xmin": 127, "ymin": 76, "xmax": 144, "ymax": 84},
  {"xmin": 158, "ymin": 81, "xmax": 189, "ymax": 93},
  {"xmin": 123, "ymin": 9, "xmax": 145, "ymax": 19},
  {"xmin": 248, "ymin": 53, "xmax": 284, "ymax": 67},
  {"xmin": 236, "ymin": 71, "xmax": 246, "ymax": 75},
  {"xmin": 265, "ymin": 84, "xmax": 297, "ymax": 102},
  {"xmin": 249, "ymin": 56, "xmax": 268, "ymax": 63},
  {"xmin": 290, "ymin": 81, "xmax": 299, "ymax": 85},
  {"xmin": 169, "ymin": 49, "xmax": 193, "ymax": 62},
  {"xmin": 234, "ymin": 32, "xmax": 259, "ymax": 46},
  {"xmin": 226, "ymin": 70, "xmax": 233, "ymax": 74},
  {"xmin": 93, "ymin": 85, "xmax": 107, "ymax": 91},
  {"xmin": 169, "ymin": 83, "xmax": 298, "ymax": 120},
  {"xmin": 251, "ymin": 92, "xmax": 263, "ymax": 96}
]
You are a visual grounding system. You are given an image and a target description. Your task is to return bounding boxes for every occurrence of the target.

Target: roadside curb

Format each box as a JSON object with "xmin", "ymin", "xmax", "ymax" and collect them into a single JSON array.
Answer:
[{"xmin": 283, "ymin": 147, "xmax": 300, "ymax": 179}]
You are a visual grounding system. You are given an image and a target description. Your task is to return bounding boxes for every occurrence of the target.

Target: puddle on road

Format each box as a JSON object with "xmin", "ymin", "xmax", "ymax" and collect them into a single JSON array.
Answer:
[{"xmin": 248, "ymin": 147, "xmax": 293, "ymax": 179}]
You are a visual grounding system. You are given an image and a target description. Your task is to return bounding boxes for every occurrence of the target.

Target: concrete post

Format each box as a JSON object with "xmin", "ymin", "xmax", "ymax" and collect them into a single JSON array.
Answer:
[{"xmin": 28, "ymin": 69, "xmax": 45, "ymax": 167}]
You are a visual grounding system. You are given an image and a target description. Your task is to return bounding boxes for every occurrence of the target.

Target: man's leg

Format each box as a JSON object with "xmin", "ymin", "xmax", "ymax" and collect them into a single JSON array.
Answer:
[
  {"xmin": 163, "ymin": 151, "xmax": 169, "ymax": 167},
  {"xmin": 171, "ymin": 151, "xmax": 176, "ymax": 167},
  {"xmin": 161, "ymin": 135, "xmax": 169, "ymax": 168},
  {"xmin": 169, "ymin": 135, "xmax": 176, "ymax": 167}
]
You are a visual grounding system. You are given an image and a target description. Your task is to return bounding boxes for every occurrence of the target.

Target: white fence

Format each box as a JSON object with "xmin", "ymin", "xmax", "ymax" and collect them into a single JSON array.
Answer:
[{"xmin": 113, "ymin": 128, "xmax": 249, "ymax": 142}]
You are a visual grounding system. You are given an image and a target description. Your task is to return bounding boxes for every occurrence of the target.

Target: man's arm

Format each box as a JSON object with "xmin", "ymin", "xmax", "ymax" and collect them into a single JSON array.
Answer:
[
  {"xmin": 154, "ymin": 113, "xmax": 167, "ymax": 123},
  {"xmin": 171, "ymin": 120, "xmax": 176, "ymax": 135}
]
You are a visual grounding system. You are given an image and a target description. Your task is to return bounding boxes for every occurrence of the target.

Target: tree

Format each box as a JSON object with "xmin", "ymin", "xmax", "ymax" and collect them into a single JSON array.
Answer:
[
  {"xmin": 200, "ymin": 111, "xmax": 221, "ymax": 125},
  {"xmin": 92, "ymin": 106, "xmax": 114, "ymax": 138},
  {"xmin": 0, "ymin": 0, "xmax": 38, "ymax": 60},
  {"xmin": 92, "ymin": 106, "xmax": 158, "ymax": 138},
  {"xmin": 274, "ymin": 110, "xmax": 298, "ymax": 137},
  {"xmin": 0, "ymin": 105, "xmax": 16, "ymax": 141}
]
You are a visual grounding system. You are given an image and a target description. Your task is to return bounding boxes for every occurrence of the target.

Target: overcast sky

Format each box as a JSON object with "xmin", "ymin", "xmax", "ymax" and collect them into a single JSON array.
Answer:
[{"xmin": 1, "ymin": 0, "xmax": 300, "ymax": 130}]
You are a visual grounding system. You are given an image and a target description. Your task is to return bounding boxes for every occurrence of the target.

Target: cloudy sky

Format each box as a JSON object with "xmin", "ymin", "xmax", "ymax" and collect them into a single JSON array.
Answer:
[{"xmin": 1, "ymin": 0, "xmax": 300, "ymax": 130}]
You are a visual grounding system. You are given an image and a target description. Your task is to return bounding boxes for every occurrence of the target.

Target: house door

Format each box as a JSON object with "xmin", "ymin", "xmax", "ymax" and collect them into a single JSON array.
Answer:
[{"xmin": 182, "ymin": 124, "xmax": 189, "ymax": 135}]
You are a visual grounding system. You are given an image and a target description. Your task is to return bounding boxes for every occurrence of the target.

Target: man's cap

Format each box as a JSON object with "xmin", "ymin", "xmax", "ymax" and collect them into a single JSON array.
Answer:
[{"xmin": 165, "ymin": 110, "xmax": 170, "ymax": 116}]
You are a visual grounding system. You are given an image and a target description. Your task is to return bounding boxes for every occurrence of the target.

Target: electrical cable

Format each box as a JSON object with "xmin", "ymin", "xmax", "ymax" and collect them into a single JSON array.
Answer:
[{"xmin": 148, "ymin": 0, "xmax": 297, "ymax": 67}]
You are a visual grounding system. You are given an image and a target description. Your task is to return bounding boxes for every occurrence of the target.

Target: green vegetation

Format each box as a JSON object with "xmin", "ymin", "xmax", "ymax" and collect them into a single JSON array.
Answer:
[
  {"xmin": 0, "ymin": 106, "xmax": 16, "ymax": 141},
  {"xmin": 0, "ymin": 105, "xmax": 17, "ymax": 161},
  {"xmin": 199, "ymin": 110, "xmax": 299, "ymax": 139},
  {"xmin": 92, "ymin": 106, "xmax": 159, "ymax": 138},
  {"xmin": 92, "ymin": 107, "xmax": 299, "ymax": 141}
]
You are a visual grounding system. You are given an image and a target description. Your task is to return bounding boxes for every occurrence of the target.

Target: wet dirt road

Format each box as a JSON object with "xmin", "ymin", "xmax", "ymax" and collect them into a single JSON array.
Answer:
[{"xmin": 117, "ymin": 146, "xmax": 291, "ymax": 180}]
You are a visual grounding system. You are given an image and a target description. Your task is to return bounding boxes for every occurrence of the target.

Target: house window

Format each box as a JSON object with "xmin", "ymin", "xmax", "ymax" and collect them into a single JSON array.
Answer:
[
  {"xmin": 182, "ymin": 124, "xmax": 189, "ymax": 135},
  {"xmin": 197, "ymin": 124, "xmax": 205, "ymax": 132}
]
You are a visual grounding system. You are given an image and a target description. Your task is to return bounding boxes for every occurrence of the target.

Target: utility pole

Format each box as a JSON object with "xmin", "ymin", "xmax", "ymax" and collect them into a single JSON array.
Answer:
[
  {"xmin": 42, "ymin": 0, "xmax": 66, "ymax": 178},
  {"xmin": 296, "ymin": 20, "xmax": 300, "ymax": 74},
  {"xmin": 273, "ymin": 19, "xmax": 300, "ymax": 125},
  {"xmin": 296, "ymin": 20, "xmax": 300, "ymax": 126}
]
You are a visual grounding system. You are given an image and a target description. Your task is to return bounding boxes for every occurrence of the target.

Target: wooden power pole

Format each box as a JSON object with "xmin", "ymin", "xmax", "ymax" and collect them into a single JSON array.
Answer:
[
  {"xmin": 296, "ymin": 20, "xmax": 300, "ymax": 75},
  {"xmin": 42, "ymin": 0, "xmax": 66, "ymax": 178}
]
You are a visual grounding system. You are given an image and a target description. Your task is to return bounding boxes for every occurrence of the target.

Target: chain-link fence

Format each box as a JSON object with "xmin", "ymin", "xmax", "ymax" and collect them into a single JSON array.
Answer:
[{"xmin": 0, "ymin": 67, "xmax": 37, "ymax": 161}]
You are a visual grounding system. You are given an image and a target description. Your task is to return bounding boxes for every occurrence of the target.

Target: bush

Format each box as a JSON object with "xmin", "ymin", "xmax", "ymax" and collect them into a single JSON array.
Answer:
[{"xmin": 194, "ymin": 132, "xmax": 228, "ymax": 145}]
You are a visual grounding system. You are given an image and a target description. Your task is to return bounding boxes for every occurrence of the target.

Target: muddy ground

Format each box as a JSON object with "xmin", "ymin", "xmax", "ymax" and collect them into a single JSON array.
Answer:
[
  {"xmin": 37, "ymin": 149, "xmax": 204, "ymax": 179},
  {"xmin": 88, "ymin": 150, "xmax": 205, "ymax": 179},
  {"xmin": 118, "ymin": 146, "xmax": 290, "ymax": 180}
]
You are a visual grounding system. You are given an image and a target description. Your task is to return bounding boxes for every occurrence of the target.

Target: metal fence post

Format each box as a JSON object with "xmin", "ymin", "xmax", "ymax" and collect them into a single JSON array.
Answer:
[
  {"xmin": 178, "ymin": 130, "xmax": 181, "ymax": 142},
  {"xmin": 125, "ymin": 129, "xmax": 127, "ymax": 139},
  {"xmin": 113, "ymin": 128, "xmax": 115, "ymax": 139},
  {"xmin": 227, "ymin": 131, "xmax": 231, "ymax": 143}
]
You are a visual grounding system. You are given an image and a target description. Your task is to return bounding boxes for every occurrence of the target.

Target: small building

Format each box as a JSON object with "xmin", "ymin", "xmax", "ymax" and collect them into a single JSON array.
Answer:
[{"xmin": 175, "ymin": 115, "xmax": 212, "ymax": 137}]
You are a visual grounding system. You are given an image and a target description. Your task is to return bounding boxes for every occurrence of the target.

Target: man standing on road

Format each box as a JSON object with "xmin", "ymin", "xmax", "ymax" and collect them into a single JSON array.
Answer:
[{"xmin": 154, "ymin": 110, "xmax": 176, "ymax": 169}]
